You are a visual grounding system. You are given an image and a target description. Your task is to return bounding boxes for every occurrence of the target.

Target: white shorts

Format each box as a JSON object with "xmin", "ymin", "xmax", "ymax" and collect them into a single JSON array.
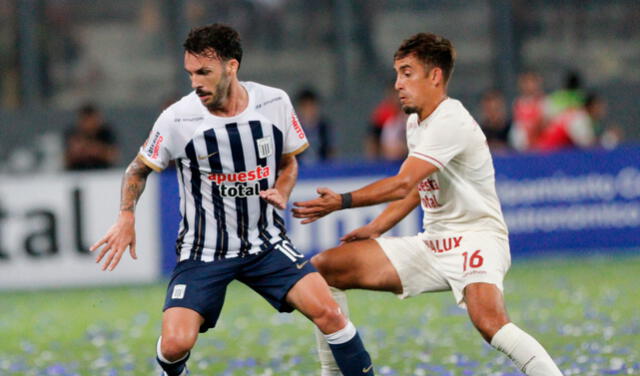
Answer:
[{"xmin": 375, "ymin": 232, "xmax": 511, "ymax": 308}]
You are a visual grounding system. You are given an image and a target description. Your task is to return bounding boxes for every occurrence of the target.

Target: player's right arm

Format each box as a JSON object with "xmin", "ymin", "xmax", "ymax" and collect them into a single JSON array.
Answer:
[
  {"xmin": 340, "ymin": 186, "xmax": 420, "ymax": 242},
  {"xmin": 91, "ymin": 106, "xmax": 176, "ymax": 271},
  {"xmin": 91, "ymin": 156, "xmax": 153, "ymax": 271}
]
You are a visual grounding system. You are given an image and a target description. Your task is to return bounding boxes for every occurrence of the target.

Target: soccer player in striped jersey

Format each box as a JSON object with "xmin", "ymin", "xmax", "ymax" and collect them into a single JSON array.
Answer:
[
  {"xmin": 91, "ymin": 24, "xmax": 374, "ymax": 376},
  {"xmin": 294, "ymin": 33, "xmax": 563, "ymax": 376}
]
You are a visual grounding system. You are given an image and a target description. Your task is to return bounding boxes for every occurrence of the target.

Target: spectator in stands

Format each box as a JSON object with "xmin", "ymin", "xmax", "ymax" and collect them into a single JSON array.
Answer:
[
  {"xmin": 511, "ymin": 71, "xmax": 545, "ymax": 151},
  {"xmin": 379, "ymin": 110, "xmax": 408, "ymax": 162},
  {"xmin": 536, "ymin": 93, "xmax": 605, "ymax": 151},
  {"xmin": 295, "ymin": 88, "xmax": 334, "ymax": 163},
  {"xmin": 479, "ymin": 89, "xmax": 513, "ymax": 153},
  {"xmin": 365, "ymin": 82, "xmax": 402, "ymax": 159},
  {"xmin": 545, "ymin": 70, "xmax": 586, "ymax": 118},
  {"xmin": 64, "ymin": 103, "xmax": 119, "ymax": 170},
  {"xmin": 600, "ymin": 124, "xmax": 624, "ymax": 150}
]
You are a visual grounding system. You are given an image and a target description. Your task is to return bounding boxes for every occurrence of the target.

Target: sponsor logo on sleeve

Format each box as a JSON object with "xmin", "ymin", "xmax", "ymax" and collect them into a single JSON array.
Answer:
[
  {"xmin": 291, "ymin": 113, "xmax": 305, "ymax": 139},
  {"xmin": 146, "ymin": 131, "xmax": 164, "ymax": 159}
]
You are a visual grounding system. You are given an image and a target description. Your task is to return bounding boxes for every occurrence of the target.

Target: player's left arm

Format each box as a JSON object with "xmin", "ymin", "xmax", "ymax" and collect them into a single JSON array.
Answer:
[
  {"xmin": 260, "ymin": 154, "xmax": 299, "ymax": 210},
  {"xmin": 293, "ymin": 156, "xmax": 437, "ymax": 224}
]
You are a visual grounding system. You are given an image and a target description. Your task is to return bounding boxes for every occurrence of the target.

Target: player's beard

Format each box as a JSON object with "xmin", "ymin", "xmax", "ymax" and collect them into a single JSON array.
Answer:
[
  {"xmin": 205, "ymin": 71, "xmax": 232, "ymax": 112},
  {"xmin": 402, "ymin": 104, "xmax": 419, "ymax": 115}
]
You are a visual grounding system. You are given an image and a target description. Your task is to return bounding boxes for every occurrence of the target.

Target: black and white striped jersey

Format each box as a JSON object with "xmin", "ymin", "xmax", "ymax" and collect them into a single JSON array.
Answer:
[{"xmin": 139, "ymin": 81, "xmax": 308, "ymax": 262}]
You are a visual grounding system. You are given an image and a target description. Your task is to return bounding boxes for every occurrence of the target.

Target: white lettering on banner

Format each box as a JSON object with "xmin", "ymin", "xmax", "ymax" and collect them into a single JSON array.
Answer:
[
  {"xmin": 0, "ymin": 171, "xmax": 160, "ymax": 289},
  {"xmin": 504, "ymin": 203, "xmax": 640, "ymax": 233},
  {"xmin": 496, "ymin": 168, "xmax": 640, "ymax": 206},
  {"xmin": 287, "ymin": 178, "xmax": 422, "ymax": 253},
  {"xmin": 617, "ymin": 167, "xmax": 640, "ymax": 199}
]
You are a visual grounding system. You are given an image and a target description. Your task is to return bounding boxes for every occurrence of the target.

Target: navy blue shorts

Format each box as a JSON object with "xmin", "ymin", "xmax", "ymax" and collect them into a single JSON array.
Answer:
[{"xmin": 163, "ymin": 239, "xmax": 316, "ymax": 332}]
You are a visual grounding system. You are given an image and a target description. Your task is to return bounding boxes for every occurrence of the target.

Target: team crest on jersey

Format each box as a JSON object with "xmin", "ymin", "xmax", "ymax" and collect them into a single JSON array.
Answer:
[{"xmin": 257, "ymin": 137, "xmax": 273, "ymax": 158}]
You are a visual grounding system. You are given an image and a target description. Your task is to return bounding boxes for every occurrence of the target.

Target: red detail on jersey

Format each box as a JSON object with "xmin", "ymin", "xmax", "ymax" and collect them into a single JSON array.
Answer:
[
  {"xmin": 421, "ymin": 195, "xmax": 441, "ymax": 209},
  {"xmin": 417, "ymin": 178, "xmax": 440, "ymax": 192},
  {"xmin": 291, "ymin": 113, "xmax": 305, "ymax": 139},
  {"xmin": 412, "ymin": 152, "xmax": 444, "ymax": 169},
  {"xmin": 151, "ymin": 136, "xmax": 164, "ymax": 159},
  {"xmin": 208, "ymin": 166, "xmax": 271, "ymax": 185}
]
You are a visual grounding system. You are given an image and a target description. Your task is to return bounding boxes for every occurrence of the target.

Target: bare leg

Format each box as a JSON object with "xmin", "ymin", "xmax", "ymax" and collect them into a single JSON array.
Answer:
[
  {"xmin": 314, "ymin": 287, "xmax": 349, "ymax": 376},
  {"xmin": 312, "ymin": 239, "xmax": 402, "ymax": 293},
  {"xmin": 309, "ymin": 239, "xmax": 401, "ymax": 375},
  {"xmin": 287, "ymin": 272, "xmax": 374, "ymax": 375},
  {"xmin": 465, "ymin": 283, "xmax": 563, "ymax": 375},
  {"xmin": 157, "ymin": 307, "xmax": 204, "ymax": 376}
]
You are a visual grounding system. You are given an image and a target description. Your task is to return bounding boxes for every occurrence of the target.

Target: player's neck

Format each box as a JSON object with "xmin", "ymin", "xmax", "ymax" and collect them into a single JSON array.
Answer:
[
  {"xmin": 209, "ymin": 80, "xmax": 248, "ymax": 117},
  {"xmin": 418, "ymin": 92, "xmax": 448, "ymax": 122}
]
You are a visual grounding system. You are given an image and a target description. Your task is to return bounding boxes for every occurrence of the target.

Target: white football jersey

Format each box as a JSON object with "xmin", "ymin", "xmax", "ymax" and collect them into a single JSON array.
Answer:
[
  {"xmin": 406, "ymin": 98, "xmax": 508, "ymax": 237},
  {"xmin": 139, "ymin": 81, "xmax": 308, "ymax": 262}
]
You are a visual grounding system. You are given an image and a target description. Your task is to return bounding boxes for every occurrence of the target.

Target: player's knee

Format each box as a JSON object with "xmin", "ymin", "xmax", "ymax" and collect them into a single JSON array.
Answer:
[
  {"xmin": 312, "ymin": 253, "xmax": 338, "ymax": 285},
  {"xmin": 311, "ymin": 253, "xmax": 329, "ymax": 274},
  {"xmin": 161, "ymin": 332, "xmax": 197, "ymax": 361},
  {"xmin": 312, "ymin": 304, "xmax": 347, "ymax": 334},
  {"xmin": 312, "ymin": 253, "xmax": 353, "ymax": 290}
]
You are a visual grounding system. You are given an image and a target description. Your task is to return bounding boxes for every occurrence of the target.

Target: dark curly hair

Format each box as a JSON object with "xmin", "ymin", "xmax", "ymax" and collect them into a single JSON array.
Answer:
[
  {"xmin": 183, "ymin": 24, "xmax": 243, "ymax": 67},
  {"xmin": 394, "ymin": 33, "xmax": 456, "ymax": 83}
]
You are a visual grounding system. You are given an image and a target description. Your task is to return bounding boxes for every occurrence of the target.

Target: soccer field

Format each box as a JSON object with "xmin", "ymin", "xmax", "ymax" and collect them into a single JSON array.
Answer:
[{"xmin": 1, "ymin": 254, "xmax": 638, "ymax": 376}]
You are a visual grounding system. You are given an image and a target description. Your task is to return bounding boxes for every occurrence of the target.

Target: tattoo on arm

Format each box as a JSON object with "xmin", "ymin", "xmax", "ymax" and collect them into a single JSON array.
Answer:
[{"xmin": 120, "ymin": 157, "xmax": 153, "ymax": 213}]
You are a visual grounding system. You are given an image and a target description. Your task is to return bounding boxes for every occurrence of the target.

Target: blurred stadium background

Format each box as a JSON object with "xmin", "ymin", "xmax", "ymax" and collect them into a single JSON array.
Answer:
[{"xmin": 0, "ymin": 1, "xmax": 639, "ymax": 375}]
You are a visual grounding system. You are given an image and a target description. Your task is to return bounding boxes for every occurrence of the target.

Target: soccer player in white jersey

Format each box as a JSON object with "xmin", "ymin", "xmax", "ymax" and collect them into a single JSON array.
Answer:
[
  {"xmin": 90, "ymin": 24, "xmax": 374, "ymax": 376},
  {"xmin": 293, "ymin": 33, "xmax": 564, "ymax": 376}
]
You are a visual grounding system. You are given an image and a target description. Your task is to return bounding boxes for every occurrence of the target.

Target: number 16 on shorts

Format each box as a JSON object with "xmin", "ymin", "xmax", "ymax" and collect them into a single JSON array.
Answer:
[{"xmin": 462, "ymin": 249, "xmax": 484, "ymax": 272}]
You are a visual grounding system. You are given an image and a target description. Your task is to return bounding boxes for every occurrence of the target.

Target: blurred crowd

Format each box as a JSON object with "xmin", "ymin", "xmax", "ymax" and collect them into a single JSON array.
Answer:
[
  {"xmin": 51, "ymin": 70, "xmax": 623, "ymax": 172},
  {"xmin": 480, "ymin": 70, "xmax": 622, "ymax": 154},
  {"xmin": 364, "ymin": 70, "xmax": 624, "ymax": 162}
]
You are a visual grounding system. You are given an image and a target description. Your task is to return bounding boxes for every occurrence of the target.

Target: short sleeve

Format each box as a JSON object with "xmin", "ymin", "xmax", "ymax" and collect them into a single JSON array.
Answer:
[
  {"xmin": 138, "ymin": 109, "xmax": 176, "ymax": 172},
  {"xmin": 409, "ymin": 114, "xmax": 472, "ymax": 170},
  {"xmin": 282, "ymin": 93, "xmax": 309, "ymax": 156}
]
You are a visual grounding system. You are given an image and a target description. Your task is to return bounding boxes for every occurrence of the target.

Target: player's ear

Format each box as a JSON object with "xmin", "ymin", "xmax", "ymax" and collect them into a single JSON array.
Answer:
[
  {"xmin": 227, "ymin": 59, "xmax": 239, "ymax": 75},
  {"xmin": 430, "ymin": 67, "xmax": 443, "ymax": 87}
]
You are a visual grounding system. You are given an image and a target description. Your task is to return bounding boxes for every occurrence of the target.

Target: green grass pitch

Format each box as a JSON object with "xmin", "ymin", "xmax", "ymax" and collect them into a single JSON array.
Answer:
[{"xmin": 1, "ymin": 254, "xmax": 638, "ymax": 375}]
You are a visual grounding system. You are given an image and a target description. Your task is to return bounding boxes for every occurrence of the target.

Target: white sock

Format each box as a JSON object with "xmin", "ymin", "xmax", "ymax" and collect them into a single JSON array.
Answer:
[
  {"xmin": 491, "ymin": 323, "xmax": 563, "ymax": 376},
  {"xmin": 314, "ymin": 288, "xmax": 349, "ymax": 376},
  {"xmin": 324, "ymin": 320, "xmax": 357, "ymax": 345}
]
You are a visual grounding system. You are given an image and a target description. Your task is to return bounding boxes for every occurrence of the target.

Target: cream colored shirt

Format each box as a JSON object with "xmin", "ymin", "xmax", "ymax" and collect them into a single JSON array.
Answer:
[{"xmin": 406, "ymin": 98, "xmax": 508, "ymax": 237}]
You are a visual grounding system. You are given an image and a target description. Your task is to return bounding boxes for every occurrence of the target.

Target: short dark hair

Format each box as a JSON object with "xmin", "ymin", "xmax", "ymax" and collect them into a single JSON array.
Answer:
[
  {"xmin": 584, "ymin": 92, "xmax": 601, "ymax": 109},
  {"xmin": 183, "ymin": 23, "xmax": 243, "ymax": 66},
  {"xmin": 78, "ymin": 102, "xmax": 99, "ymax": 116},
  {"xmin": 565, "ymin": 70, "xmax": 582, "ymax": 90},
  {"xmin": 394, "ymin": 33, "xmax": 456, "ymax": 83},
  {"xmin": 296, "ymin": 88, "xmax": 319, "ymax": 104}
]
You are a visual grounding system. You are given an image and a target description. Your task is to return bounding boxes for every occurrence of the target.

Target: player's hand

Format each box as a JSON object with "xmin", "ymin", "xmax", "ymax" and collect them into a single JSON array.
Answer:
[
  {"xmin": 260, "ymin": 188, "xmax": 287, "ymax": 210},
  {"xmin": 292, "ymin": 187, "xmax": 341, "ymax": 224},
  {"xmin": 340, "ymin": 223, "xmax": 382, "ymax": 243},
  {"xmin": 90, "ymin": 212, "xmax": 138, "ymax": 271}
]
